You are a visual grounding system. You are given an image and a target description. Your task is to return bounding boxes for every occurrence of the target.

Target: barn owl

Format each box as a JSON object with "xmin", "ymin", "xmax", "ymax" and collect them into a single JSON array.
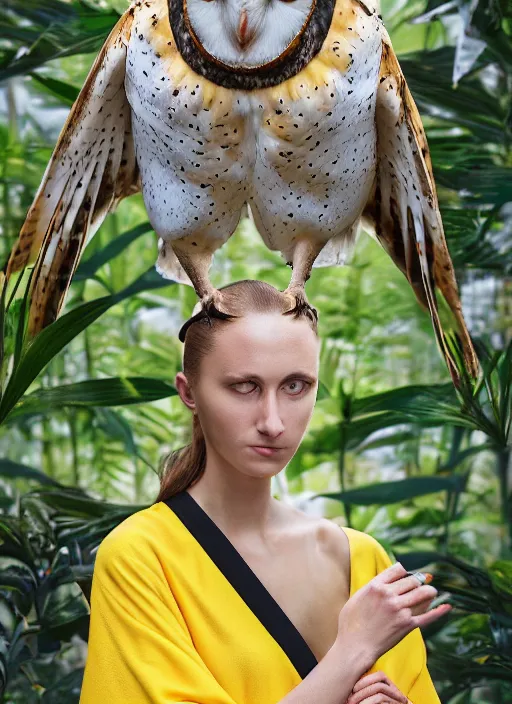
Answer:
[{"xmin": 2, "ymin": 0, "xmax": 478, "ymax": 385}]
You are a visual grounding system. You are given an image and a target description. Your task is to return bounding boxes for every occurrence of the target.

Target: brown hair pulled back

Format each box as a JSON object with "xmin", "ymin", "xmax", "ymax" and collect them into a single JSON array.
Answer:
[{"xmin": 154, "ymin": 279, "xmax": 318, "ymax": 504}]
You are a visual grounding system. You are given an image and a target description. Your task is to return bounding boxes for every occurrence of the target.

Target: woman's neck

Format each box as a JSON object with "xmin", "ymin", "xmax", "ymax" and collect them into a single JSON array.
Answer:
[{"xmin": 185, "ymin": 474, "xmax": 285, "ymax": 546}]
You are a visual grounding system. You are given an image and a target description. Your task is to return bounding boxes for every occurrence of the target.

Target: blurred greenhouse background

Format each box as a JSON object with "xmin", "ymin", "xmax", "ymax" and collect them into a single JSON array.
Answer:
[{"xmin": 0, "ymin": 0, "xmax": 511, "ymax": 700}]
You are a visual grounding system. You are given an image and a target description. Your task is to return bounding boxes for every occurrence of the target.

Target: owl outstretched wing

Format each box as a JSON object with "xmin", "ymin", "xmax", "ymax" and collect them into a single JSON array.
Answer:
[
  {"xmin": 363, "ymin": 31, "xmax": 479, "ymax": 386},
  {"xmin": 2, "ymin": 5, "xmax": 139, "ymax": 339}
]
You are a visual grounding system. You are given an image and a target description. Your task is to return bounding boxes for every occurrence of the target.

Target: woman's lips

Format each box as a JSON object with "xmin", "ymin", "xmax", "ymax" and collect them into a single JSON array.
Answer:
[{"xmin": 250, "ymin": 446, "xmax": 282, "ymax": 457}]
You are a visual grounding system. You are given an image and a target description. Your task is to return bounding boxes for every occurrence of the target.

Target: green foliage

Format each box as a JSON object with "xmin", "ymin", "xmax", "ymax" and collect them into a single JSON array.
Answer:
[
  {"xmin": 399, "ymin": 549, "xmax": 512, "ymax": 701},
  {"xmin": 0, "ymin": 266, "xmax": 179, "ymax": 423},
  {"xmin": 0, "ymin": 0, "xmax": 119, "ymax": 82},
  {"xmin": 0, "ymin": 487, "xmax": 143, "ymax": 701},
  {"xmin": 0, "ymin": 0, "xmax": 511, "ymax": 700}
]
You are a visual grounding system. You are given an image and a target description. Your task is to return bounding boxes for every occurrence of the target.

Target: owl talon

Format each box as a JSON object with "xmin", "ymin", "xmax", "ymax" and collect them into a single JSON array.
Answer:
[
  {"xmin": 283, "ymin": 288, "xmax": 318, "ymax": 323},
  {"xmin": 178, "ymin": 291, "xmax": 235, "ymax": 342},
  {"xmin": 202, "ymin": 293, "xmax": 233, "ymax": 323}
]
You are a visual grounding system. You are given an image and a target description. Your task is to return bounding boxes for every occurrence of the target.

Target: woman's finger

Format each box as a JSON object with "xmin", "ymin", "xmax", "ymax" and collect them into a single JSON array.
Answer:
[
  {"xmin": 351, "ymin": 671, "xmax": 392, "ymax": 694},
  {"xmin": 347, "ymin": 683, "xmax": 406, "ymax": 704},
  {"xmin": 347, "ymin": 694, "xmax": 401, "ymax": 704},
  {"xmin": 347, "ymin": 670, "xmax": 408, "ymax": 704},
  {"xmin": 375, "ymin": 562, "xmax": 409, "ymax": 585},
  {"xmin": 393, "ymin": 572, "xmax": 434, "ymax": 595}
]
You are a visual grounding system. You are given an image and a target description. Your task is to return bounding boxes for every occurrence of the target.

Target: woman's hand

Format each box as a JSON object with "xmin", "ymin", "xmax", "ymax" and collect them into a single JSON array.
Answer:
[
  {"xmin": 344, "ymin": 670, "xmax": 412, "ymax": 704},
  {"xmin": 335, "ymin": 562, "xmax": 449, "ymax": 664}
]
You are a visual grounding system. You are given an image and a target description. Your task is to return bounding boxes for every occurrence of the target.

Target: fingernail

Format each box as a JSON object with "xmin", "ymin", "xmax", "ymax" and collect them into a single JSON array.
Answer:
[{"xmin": 424, "ymin": 573, "xmax": 433, "ymax": 584}]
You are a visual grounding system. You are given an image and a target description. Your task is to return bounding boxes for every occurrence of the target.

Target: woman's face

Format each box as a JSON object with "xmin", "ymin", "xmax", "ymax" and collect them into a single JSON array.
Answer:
[{"xmin": 176, "ymin": 312, "xmax": 320, "ymax": 478}]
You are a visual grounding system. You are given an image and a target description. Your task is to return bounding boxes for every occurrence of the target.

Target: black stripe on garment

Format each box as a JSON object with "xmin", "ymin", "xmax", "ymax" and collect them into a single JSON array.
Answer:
[{"xmin": 164, "ymin": 490, "xmax": 319, "ymax": 679}]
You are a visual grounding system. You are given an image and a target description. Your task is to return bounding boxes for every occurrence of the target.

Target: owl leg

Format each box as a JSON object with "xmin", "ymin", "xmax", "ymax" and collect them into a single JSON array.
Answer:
[
  {"xmin": 169, "ymin": 236, "xmax": 234, "ymax": 343},
  {"xmin": 282, "ymin": 238, "xmax": 324, "ymax": 323}
]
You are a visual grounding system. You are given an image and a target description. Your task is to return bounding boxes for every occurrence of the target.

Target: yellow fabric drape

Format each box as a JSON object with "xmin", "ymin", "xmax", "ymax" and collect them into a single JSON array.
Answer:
[
  {"xmin": 79, "ymin": 499, "xmax": 441, "ymax": 703},
  {"xmin": 343, "ymin": 527, "xmax": 441, "ymax": 704}
]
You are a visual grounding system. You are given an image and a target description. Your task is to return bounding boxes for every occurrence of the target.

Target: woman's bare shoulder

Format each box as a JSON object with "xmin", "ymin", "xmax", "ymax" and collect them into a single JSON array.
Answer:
[
  {"xmin": 315, "ymin": 517, "xmax": 351, "ymax": 563},
  {"xmin": 276, "ymin": 502, "xmax": 351, "ymax": 577},
  {"xmin": 275, "ymin": 501, "xmax": 386, "ymax": 561}
]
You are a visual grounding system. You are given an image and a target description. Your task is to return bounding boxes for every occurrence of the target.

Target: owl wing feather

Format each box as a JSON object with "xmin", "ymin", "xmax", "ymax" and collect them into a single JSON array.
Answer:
[
  {"xmin": 2, "ymin": 4, "xmax": 139, "ymax": 339},
  {"xmin": 363, "ymin": 31, "xmax": 479, "ymax": 386}
]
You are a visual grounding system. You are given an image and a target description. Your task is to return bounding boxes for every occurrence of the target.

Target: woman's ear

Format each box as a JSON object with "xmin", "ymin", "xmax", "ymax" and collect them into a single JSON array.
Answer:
[{"xmin": 175, "ymin": 372, "xmax": 196, "ymax": 414}]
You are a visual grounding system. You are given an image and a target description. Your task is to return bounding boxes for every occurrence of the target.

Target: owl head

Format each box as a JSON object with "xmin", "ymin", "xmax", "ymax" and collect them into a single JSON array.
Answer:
[{"xmin": 184, "ymin": 0, "xmax": 316, "ymax": 69}]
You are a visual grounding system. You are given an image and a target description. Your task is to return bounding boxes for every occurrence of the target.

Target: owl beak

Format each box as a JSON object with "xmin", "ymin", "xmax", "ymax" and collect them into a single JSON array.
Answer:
[{"xmin": 236, "ymin": 9, "xmax": 254, "ymax": 47}]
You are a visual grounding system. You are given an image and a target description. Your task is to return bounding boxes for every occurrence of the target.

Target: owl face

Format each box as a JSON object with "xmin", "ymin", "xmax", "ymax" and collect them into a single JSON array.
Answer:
[{"xmin": 184, "ymin": 0, "xmax": 316, "ymax": 69}]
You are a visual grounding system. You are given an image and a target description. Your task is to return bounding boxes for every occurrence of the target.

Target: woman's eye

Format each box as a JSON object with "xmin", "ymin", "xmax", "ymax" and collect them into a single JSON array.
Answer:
[
  {"xmin": 232, "ymin": 380, "xmax": 310, "ymax": 395},
  {"xmin": 234, "ymin": 382, "xmax": 257, "ymax": 393},
  {"xmin": 285, "ymin": 380, "xmax": 308, "ymax": 395}
]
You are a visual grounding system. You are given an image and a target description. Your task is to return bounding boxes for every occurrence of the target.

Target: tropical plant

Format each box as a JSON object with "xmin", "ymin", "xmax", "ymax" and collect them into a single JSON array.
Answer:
[{"xmin": 0, "ymin": 0, "xmax": 510, "ymax": 701}]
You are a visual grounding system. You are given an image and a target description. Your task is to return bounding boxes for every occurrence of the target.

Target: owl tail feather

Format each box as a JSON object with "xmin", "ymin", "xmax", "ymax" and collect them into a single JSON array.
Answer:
[
  {"xmin": 155, "ymin": 237, "xmax": 194, "ymax": 286},
  {"xmin": 311, "ymin": 219, "xmax": 362, "ymax": 268}
]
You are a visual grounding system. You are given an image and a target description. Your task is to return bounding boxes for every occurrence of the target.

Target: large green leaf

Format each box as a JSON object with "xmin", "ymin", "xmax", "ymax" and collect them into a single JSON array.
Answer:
[
  {"xmin": 411, "ymin": 0, "xmax": 512, "ymax": 81},
  {"xmin": 401, "ymin": 48, "xmax": 507, "ymax": 144},
  {"xmin": 0, "ymin": 459, "xmax": 64, "ymax": 487},
  {"xmin": 0, "ymin": 0, "xmax": 118, "ymax": 81},
  {"xmin": 317, "ymin": 474, "xmax": 469, "ymax": 505},
  {"xmin": 28, "ymin": 72, "xmax": 80, "ymax": 106},
  {"xmin": 357, "ymin": 430, "xmax": 418, "ymax": 452},
  {"xmin": 0, "ymin": 267, "xmax": 176, "ymax": 424},
  {"xmin": 6, "ymin": 376, "xmax": 178, "ymax": 421},
  {"xmin": 352, "ymin": 382, "xmax": 457, "ymax": 414},
  {"xmin": 441, "ymin": 206, "xmax": 511, "ymax": 275},
  {"xmin": 74, "ymin": 222, "xmax": 154, "ymax": 281}
]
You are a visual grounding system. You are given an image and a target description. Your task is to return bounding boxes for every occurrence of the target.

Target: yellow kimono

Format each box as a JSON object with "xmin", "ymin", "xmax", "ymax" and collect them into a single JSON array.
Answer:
[{"xmin": 79, "ymin": 490, "xmax": 441, "ymax": 703}]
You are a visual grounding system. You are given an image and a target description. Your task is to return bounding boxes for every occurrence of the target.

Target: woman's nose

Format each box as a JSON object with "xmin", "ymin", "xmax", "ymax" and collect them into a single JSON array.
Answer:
[{"xmin": 256, "ymin": 393, "xmax": 285, "ymax": 436}]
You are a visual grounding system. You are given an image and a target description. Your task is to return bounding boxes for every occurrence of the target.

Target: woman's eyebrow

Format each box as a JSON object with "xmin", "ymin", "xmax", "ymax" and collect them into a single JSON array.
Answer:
[{"xmin": 223, "ymin": 372, "xmax": 318, "ymax": 383}]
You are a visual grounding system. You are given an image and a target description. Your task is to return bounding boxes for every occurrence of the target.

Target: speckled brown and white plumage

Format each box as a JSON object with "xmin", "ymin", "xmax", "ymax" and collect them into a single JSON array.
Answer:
[
  {"xmin": 126, "ymin": 0, "xmax": 380, "ymax": 277},
  {"xmin": 2, "ymin": 0, "xmax": 478, "ymax": 384},
  {"xmin": 3, "ymin": 9, "xmax": 138, "ymax": 335}
]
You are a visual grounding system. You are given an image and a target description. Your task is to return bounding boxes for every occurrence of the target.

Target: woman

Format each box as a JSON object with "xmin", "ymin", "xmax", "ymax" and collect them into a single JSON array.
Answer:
[{"xmin": 79, "ymin": 279, "xmax": 451, "ymax": 704}]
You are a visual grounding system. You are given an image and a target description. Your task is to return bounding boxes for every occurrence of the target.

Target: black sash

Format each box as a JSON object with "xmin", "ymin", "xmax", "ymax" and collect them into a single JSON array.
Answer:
[{"xmin": 164, "ymin": 490, "xmax": 319, "ymax": 679}]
